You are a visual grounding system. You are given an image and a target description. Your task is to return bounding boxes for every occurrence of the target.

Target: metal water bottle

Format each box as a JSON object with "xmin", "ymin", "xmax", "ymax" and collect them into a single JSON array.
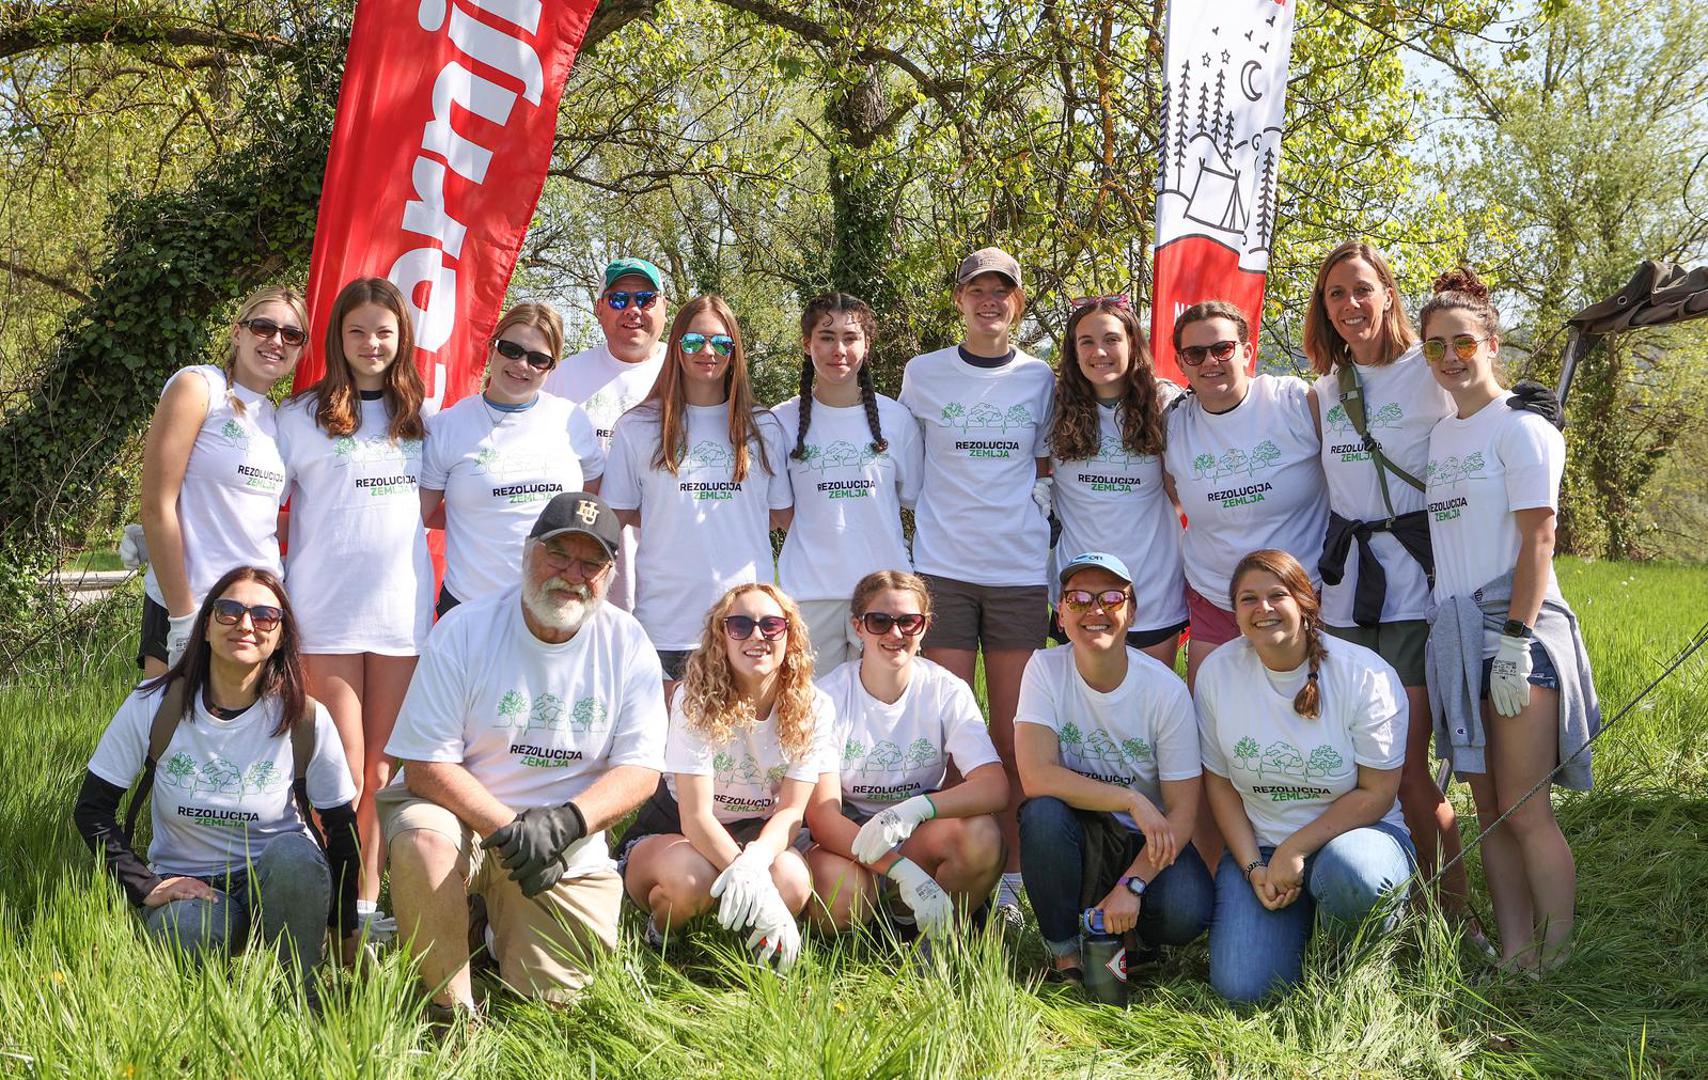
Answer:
[{"xmin": 1079, "ymin": 908, "xmax": 1128, "ymax": 1005}]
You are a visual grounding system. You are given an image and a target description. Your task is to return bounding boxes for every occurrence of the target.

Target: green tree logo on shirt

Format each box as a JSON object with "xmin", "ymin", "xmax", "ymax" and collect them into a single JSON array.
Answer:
[
  {"xmin": 569, "ymin": 697, "xmax": 609, "ymax": 734},
  {"xmin": 940, "ymin": 403, "xmax": 967, "ymax": 428},
  {"xmin": 1191, "ymin": 440, "xmax": 1285, "ymax": 482},
  {"xmin": 474, "ymin": 447, "xmax": 502, "ymax": 474},
  {"xmin": 527, "ymin": 694, "xmax": 565, "ymax": 732},
  {"xmin": 904, "ymin": 738, "xmax": 938, "ymax": 771},
  {"xmin": 939, "ymin": 401, "xmax": 1035, "ymax": 432},
  {"xmin": 1120, "ymin": 737, "xmax": 1153, "ymax": 764},
  {"xmin": 1306, "ymin": 745, "xmax": 1345, "ymax": 779},
  {"xmin": 1090, "ymin": 435, "xmax": 1149, "ymax": 468},
  {"xmin": 161, "ymin": 752, "xmax": 198, "ymax": 788},
  {"xmin": 1326, "ymin": 401, "xmax": 1403, "ymax": 436},
  {"xmin": 584, "ymin": 389, "xmax": 615, "ymax": 419},
  {"xmin": 218, "ymin": 418, "xmax": 249, "ymax": 448},
  {"xmin": 333, "ymin": 435, "xmax": 356, "ymax": 458},
  {"xmin": 243, "ymin": 760, "xmax": 286, "ymax": 794},
  {"xmin": 714, "ymin": 752, "xmax": 763, "ymax": 785},
  {"xmin": 1059, "ymin": 722, "xmax": 1084, "ymax": 754},
  {"xmin": 1260, "ymin": 741, "xmax": 1307, "ymax": 780},
  {"xmin": 495, "ymin": 690, "xmax": 529, "ymax": 729},
  {"xmin": 684, "ymin": 440, "xmax": 735, "ymax": 471},
  {"xmin": 765, "ymin": 763, "xmax": 788, "ymax": 786},
  {"xmin": 1425, "ymin": 452, "xmax": 1487, "ymax": 488},
  {"xmin": 841, "ymin": 738, "xmax": 865, "ymax": 770},
  {"xmin": 1232, "ymin": 736, "xmax": 1261, "ymax": 772},
  {"xmin": 860, "ymin": 740, "xmax": 904, "ymax": 775},
  {"xmin": 1081, "ymin": 729, "xmax": 1125, "ymax": 769}
]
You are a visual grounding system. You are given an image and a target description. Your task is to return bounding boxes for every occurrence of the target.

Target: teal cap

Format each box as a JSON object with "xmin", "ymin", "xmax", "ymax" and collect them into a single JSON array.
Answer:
[
  {"xmin": 603, "ymin": 257, "xmax": 664, "ymax": 292},
  {"xmin": 1058, "ymin": 551, "xmax": 1134, "ymax": 588}
]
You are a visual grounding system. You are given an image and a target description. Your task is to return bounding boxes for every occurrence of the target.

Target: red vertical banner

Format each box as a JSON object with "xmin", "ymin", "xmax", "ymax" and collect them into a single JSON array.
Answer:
[
  {"xmin": 299, "ymin": 0, "xmax": 601, "ymax": 407},
  {"xmin": 1151, "ymin": 0, "xmax": 1297, "ymax": 384}
]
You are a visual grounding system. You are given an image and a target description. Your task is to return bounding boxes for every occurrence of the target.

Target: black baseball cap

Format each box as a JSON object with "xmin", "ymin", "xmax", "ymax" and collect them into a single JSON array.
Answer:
[{"xmin": 529, "ymin": 492, "xmax": 620, "ymax": 559}]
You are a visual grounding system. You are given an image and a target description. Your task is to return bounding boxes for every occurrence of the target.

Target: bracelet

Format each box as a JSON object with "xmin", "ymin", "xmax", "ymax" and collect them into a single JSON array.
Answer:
[{"xmin": 1242, "ymin": 858, "xmax": 1266, "ymax": 879}]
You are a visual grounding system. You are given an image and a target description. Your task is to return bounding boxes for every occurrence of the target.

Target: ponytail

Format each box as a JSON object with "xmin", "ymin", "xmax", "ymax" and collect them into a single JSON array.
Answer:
[
  {"xmin": 1294, "ymin": 622, "xmax": 1329, "ymax": 720},
  {"xmin": 791, "ymin": 359, "xmax": 815, "ymax": 460},
  {"xmin": 856, "ymin": 365, "xmax": 888, "ymax": 454}
]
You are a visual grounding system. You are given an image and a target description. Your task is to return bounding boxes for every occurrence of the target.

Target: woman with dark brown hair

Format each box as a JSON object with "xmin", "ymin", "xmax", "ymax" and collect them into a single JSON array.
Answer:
[
  {"xmin": 1046, "ymin": 297, "xmax": 1187, "ymax": 666},
  {"xmin": 1301, "ymin": 240, "xmax": 1469, "ymax": 921},
  {"xmin": 277, "ymin": 277, "xmax": 431, "ymax": 935},
  {"xmin": 419, "ymin": 301, "xmax": 605, "ymax": 614},
  {"xmin": 1197, "ymin": 549, "xmax": 1414, "ymax": 1003},
  {"xmin": 73, "ymin": 566, "xmax": 360, "ymax": 991},
  {"xmin": 603, "ymin": 295, "xmax": 793, "ymax": 680}
]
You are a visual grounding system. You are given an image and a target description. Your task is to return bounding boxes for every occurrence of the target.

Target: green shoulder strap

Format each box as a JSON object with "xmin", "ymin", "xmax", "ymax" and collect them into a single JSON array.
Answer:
[{"xmin": 1336, "ymin": 362, "xmax": 1426, "ymax": 522}]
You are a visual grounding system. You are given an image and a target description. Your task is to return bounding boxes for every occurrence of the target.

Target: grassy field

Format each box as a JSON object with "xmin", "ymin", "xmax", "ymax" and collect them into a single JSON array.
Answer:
[{"xmin": 1, "ymin": 557, "xmax": 1703, "ymax": 1078}]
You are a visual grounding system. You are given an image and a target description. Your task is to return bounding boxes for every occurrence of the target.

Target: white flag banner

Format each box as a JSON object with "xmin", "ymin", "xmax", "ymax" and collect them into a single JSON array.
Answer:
[{"xmin": 1151, "ymin": 0, "xmax": 1298, "ymax": 381}]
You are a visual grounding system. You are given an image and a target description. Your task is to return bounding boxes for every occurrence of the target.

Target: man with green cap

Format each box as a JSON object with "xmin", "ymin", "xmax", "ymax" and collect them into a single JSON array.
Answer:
[{"xmin": 546, "ymin": 258, "xmax": 669, "ymax": 611}]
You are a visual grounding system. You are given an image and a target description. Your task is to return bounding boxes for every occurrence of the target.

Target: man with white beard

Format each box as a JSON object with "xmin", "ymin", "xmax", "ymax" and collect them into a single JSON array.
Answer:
[{"xmin": 380, "ymin": 492, "xmax": 666, "ymax": 1018}]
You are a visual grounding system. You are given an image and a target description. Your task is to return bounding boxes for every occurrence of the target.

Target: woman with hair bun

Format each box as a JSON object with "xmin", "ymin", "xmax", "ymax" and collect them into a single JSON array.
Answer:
[
  {"xmin": 1420, "ymin": 267, "xmax": 1597, "ymax": 974},
  {"xmin": 419, "ymin": 302, "xmax": 605, "ymax": 614},
  {"xmin": 277, "ymin": 277, "xmax": 433, "ymax": 932},
  {"xmin": 620, "ymin": 583, "xmax": 832, "ymax": 969},
  {"xmin": 1302, "ymin": 241, "xmax": 1468, "ymax": 919},
  {"xmin": 139, "ymin": 286, "xmax": 306, "ymax": 676},
  {"xmin": 1046, "ymin": 297, "xmax": 1187, "ymax": 667},
  {"xmin": 1197, "ymin": 549, "xmax": 1414, "ymax": 1003},
  {"xmin": 773, "ymin": 294, "xmax": 924, "ymax": 670}
]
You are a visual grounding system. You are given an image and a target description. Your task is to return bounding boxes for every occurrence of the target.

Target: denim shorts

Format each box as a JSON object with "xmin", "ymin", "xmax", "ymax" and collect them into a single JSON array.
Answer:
[{"xmin": 1480, "ymin": 638, "xmax": 1560, "ymax": 694}]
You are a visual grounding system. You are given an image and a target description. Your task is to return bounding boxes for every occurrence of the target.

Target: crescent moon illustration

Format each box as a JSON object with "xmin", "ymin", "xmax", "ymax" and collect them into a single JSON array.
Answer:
[{"xmin": 1240, "ymin": 60, "xmax": 1263, "ymax": 101}]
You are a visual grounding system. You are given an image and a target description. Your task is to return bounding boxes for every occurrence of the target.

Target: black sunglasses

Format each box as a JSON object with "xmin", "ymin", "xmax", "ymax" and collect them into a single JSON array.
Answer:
[
  {"xmin": 858, "ymin": 611, "xmax": 927, "ymax": 637},
  {"xmin": 1179, "ymin": 339, "xmax": 1240, "ymax": 367},
  {"xmin": 723, "ymin": 614, "xmax": 789, "ymax": 641},
  {"xmin": 494, "ymin": 338, "xmax": 556, "ymax": 370},
  {"xmin": 604, "ymin": 290, "xmax": 659, "ymax": 311},
  {"xmin": 240, "ymin": 317, "xmax": 307, "ymax": 348},
  {"xmin": 210, "ymin": 598, "xmax": 284, "ymax": 632}
]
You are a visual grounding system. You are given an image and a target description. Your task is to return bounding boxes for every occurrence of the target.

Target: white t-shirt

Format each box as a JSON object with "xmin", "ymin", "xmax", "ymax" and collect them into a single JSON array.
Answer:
[
  {"xmin": 1426, "ymin": 398, "xmax": 1565, "ymax": 650},
  {"xmin": 817, "ymin": 657, "xmax": 1001, "ymax": 815},
  {"xmin": 385, "ymin": 590, "xmax": 667, "ymax": 878},
  {"xmin": 601, "ymin": 404, "xmax": 792, "ymax": 650},
  {"xmin": 1313, "ymin": 347, "xmax": 1454, "ymax": 625},
  {"xmin": 143, "ymin": 366, "xmax": 287, "ymax": 609},
  {"xmin": 1013, "ymin": 645, "xmax": 1200, "ymax": 832},
  {"xmin": 419, "ymin": 392, "xmax": 605, "ymax": 604},
  {"xmin": 899, "ymin": 347, "xmax": 1055, "ymax": 587},
  {"xmin": 664, "ymin": 685, "xmax": 835, "ymax": 824},
  {"xmin": 544, "ymin": 343, "xmax": 666, "ymax": 611},
  {"xmin": 1165, "ymin": 374, "xmax": 1328, "ymax": 610},
  {"xmin": 87, "ymin": 685, "xmax": 355, "ymax": 879},
  {"xmin": 1050, "ymin": 403, "xmax": 1188, "ymax": 631},
  {"xmin": 277, "ymin": 395, "xmax": 434, "ymax": 654},
  {"xmin": 1196, "ymin": 636, "xmax": 1408, "ymax": 848},
  {"xmin": 772, "ymin": 394, "xmax": 924, "ymax": 602}
]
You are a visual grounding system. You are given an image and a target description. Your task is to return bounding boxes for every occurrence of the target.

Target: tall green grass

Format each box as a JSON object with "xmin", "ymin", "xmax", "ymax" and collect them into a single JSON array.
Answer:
[{"xmin": 1, "ymin": 558, "xmax": 1702, "ymax": 1077}]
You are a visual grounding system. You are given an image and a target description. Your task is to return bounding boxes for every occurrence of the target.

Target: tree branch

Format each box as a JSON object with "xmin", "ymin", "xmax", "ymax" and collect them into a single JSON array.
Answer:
[
  {"xmin": 0, "ymin": 12, "xmax": 297, "ymax": 63},
  {"xmin": 0, "ymin": 257, "xmax": 91, "ymax": 304},
  {"xmin": 706, "ymin": 0, "xmax": 967, "ymax": 101}
]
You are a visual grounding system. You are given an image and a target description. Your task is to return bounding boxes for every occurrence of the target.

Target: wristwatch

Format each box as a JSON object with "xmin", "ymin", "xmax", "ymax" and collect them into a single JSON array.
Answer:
[
  {"xmin": 1120, "ymin": 875, "xmax": 1147, "ymax": 898},
  {"xmin": 1501, "ymin": 619, "xmax": 1534, "ymax": 639}
]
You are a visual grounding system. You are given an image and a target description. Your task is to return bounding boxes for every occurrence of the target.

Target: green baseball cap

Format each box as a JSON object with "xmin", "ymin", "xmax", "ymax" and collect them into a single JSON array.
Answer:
[{"xmin": 603, "ymin": 257, "xmax": 664, "ymax": 292}]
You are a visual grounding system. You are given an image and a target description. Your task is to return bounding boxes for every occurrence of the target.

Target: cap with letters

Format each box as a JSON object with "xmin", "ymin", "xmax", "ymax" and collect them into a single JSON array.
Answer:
[
  {"xmin": 529, "ymin": 492, "xmax": 620, "ymax": 560},
  {"xmin": 603, "ymin": 257, "xmax": 664, "ymax": 292},
  {"xmin": 1057, "ymin": 551, "xmax": 1134, "ymax": 588}
]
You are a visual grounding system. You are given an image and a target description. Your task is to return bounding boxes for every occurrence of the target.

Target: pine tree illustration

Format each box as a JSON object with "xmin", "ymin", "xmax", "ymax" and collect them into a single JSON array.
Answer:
[
  {"xmin": 1213, "ymin": 69, "xmax": 1230, "ymax": 157},
  {"xmin": 1196, "ymin": 83, "xmax": 1210, "ymax": 138},
  {"xmin": 1158, "ymin": 79, "xmax": 1171, "ymax": 182},
  {"xmin": 1254, "ymin": 146, "xmax": 1277, "ymax": 251},
  {"xmin": 1174, "ymin": 64, "xmax": 1192, "ymax": 188}
]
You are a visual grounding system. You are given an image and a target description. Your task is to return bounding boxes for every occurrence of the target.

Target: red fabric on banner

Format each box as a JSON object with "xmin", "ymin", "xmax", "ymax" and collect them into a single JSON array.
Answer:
[
  {"xmin": 1151, "ymin": 236, "xmax": 1265, "ymax": 385},
  {"xmin": 297, "ymin": 0, "xmax": 600, "ymax": 408}
]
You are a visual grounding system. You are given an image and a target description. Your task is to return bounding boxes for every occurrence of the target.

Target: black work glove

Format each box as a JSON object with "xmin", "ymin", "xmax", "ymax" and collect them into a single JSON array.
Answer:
[
  {"xmin": 481, "ymin": 802, "xmax": 587, "ymax": 892},
  {"xmin": 1507, "ymin": 380, "xmax": 1564, "ymax": 429}
]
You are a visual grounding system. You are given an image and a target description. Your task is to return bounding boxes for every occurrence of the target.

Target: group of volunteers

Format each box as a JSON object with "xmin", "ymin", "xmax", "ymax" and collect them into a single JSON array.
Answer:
[{"xmin": 71, "ymin": 238, "xmax": 1598, "ymax": 1019}]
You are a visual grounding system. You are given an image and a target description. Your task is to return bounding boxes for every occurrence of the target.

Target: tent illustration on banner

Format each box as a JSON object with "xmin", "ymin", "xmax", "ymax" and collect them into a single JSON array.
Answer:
[{"xmin": 1150, "ymin": 0, "xmax": 1295, "ymax": 382}]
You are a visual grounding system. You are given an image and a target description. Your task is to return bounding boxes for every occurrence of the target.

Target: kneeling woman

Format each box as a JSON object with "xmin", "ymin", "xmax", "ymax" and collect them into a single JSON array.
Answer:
[
  {"xmin": 805, "ymin": 571, "xmax": 1007, "ymax": 938},
  {"xmin": 73, "ymin": 566, "xmax": 359, "ymax": 985},
  {"xmin": 621, "ymin": 584, "xmax": 832, "ymax": 967},
  {"xmin": 1198, "ymin": 549, "xmax": 1414, "ymax": 1003},
  {"xmin": 1015, "ymin": 553, "xmax": 1211, "ymax": 982}
]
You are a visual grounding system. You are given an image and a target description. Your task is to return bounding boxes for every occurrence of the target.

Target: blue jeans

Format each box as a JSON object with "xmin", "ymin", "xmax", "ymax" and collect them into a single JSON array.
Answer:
[
  {"xmin": 1018, "ymin": 795, "xmax": 1213, "ymax": 957},
  {"xmin": 141, "ymin": 831, "xmax": 331, "ymax": 980},
  {"xmin": 1208, "ymin": 820, "xmax": 1415, "ymax": 1004}
]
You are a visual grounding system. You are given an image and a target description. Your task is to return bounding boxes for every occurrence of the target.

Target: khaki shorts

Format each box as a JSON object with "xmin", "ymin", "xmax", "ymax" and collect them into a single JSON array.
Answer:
[
  {"xmin": 798, "ymin": 598, "xmax": 861, "ymax": 673},
  {"xmin": 917, "ymin": 574, "xmax": 1048, "ymax": 653},
  {"xmin": 377, "ymin": 784, "xmax": 621, "ymax": 1003},
  {"xmin": 1324, "ymin": 619, "xmax": 1428, "ymax": 687}
]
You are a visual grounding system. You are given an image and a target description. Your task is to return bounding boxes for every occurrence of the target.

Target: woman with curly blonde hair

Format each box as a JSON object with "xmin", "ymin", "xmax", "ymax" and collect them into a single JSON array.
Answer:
[{"xmin": 619, "ymin": 583, "xmax": 832, "ymax": 968}]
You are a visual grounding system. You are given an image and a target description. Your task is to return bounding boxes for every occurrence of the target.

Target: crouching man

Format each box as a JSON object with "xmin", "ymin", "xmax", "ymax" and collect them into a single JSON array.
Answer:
[{"xmin": 381, "ymin": 492, "xmax": 666, "ymax": 1015}]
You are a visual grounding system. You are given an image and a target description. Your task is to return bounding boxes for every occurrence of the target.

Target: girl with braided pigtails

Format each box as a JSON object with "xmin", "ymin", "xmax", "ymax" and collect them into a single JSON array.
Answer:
[
  {"xmin": 773, "ymin": 294, "xmax": 924, "ymax": 670},
  {"xmin": 1196, "ymin": 549, "xmax": 1416, "ymax": 1003}
]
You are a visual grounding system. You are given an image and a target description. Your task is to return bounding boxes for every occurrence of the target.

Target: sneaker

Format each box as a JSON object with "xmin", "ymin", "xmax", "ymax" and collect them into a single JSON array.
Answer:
[{"xmin": 991, "ymin": 901, "xmax": 1026, "ymax": 936}]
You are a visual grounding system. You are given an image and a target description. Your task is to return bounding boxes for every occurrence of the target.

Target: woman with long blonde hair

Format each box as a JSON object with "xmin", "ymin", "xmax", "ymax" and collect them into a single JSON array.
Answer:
[
  {"xmin": 603, "ymin": 295, "xmax": 793, "ymax": 679},
  {"xmin": 620, "ymin": 584, "xmax": 831, "ymax": 968},
  {"xmin": 276, "ymin": 277, "xmax": 432, "ymax": 935},
  {"xmin": 139, "ymin": 286, "xmax": 307, "ymax": 676}
]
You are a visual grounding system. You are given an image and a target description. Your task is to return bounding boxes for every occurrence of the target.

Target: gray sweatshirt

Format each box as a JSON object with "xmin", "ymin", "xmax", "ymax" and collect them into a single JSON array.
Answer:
[{"xmin": 1425, "ymin": 568, "xmax": 1600, "ymax": 791}]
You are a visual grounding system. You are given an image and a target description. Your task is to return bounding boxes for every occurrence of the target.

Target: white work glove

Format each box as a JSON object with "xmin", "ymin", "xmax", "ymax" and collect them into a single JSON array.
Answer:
[
  {"xmin": 165, "ymin": 612, "xmax": 198, "ymax": 666},
  {"xmin": 851, "ymin": 794, "xmax": 937, "ymax": 864},
  {"xmin": 745, "ymin": 887, "xmax": 801, "ymax": 971},
  {"xmin": 709, "ymin": 845, "xmax": 775, "ymax": 931},
  {"xmin": 1488, "ymin": 633, "xmax": 1535, "ymax": 718},
  {"xmin": 887, "ymin": 857, "xmax": 955, "ymax": 940},
  {"xmin": 1031, "ymin": 476, "xmax": 1053, "ymax": 514},
  {"xmin": 119, "ymin": 524, "xmax": 149, "ymax": 569}
]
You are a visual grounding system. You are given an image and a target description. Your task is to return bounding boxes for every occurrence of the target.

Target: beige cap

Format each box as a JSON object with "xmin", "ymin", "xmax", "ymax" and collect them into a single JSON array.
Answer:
[{"xmin": 955, "ymin": 247, "xmax": 1022, "ymax": 288}]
